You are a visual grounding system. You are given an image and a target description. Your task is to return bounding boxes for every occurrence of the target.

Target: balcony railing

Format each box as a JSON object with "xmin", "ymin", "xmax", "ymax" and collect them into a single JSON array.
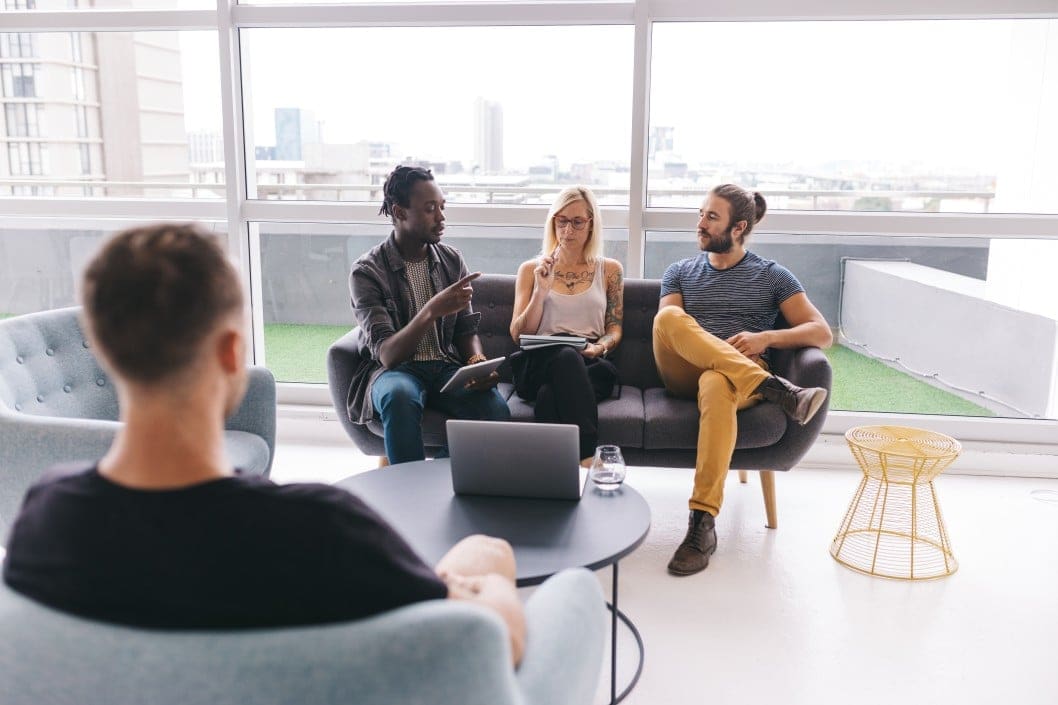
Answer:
[{"xmin": 0, "ymin": 177, "xmax": 997, "ymax": 211}]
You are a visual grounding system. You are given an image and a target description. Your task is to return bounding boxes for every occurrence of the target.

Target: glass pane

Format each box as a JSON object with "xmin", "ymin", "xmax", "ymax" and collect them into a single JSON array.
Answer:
[
  {"xmin": 241, "ymin": 26, "xmax": 633, "ymax": 204},
  {"xmin": 646, "ymin": 229, "xmax": 1058, "ymax": 420},
  {"xmin": 258, "ymin": 222, "xmax": 627, "ymax": 383},
  {"xmin": 0, "ymin": 220, "xmax": 226, "ymax": 316},
  {"xmin": 0, "ymin": 31, "xmax": 223, "ymax": 198},
  {"xmin": 648, "ymin": 20, "xmax": 1058, "ymax": 214}
]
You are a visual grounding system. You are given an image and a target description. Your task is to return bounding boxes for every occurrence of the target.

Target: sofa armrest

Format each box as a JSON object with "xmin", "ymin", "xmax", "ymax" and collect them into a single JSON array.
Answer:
[
  {"xmin": 223, "ymin": 366, "xmax": 277, "ymax": 476},
  {"xmin": 770, "ymin": 345, "xmax": 832, "ymax": 391},
  {"xmin": 516, "ymin": 568, "xmax": 607, "ymax": 705},
  {"xmin": 731, "ymin": 345, "xmax": 832, "ymax": 471}
]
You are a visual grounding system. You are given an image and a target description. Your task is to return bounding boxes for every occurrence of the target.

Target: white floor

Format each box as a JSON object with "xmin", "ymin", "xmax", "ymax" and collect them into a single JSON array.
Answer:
[{"xmin": 271, "ymin": 443, "xmax": 1058, "ymax": 705}]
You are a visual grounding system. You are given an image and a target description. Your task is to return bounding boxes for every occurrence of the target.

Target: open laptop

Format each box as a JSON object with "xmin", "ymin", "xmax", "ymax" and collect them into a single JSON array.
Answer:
[{"xmin": 447, "ymin": 419, "xmax": 588, "ymax": 500}]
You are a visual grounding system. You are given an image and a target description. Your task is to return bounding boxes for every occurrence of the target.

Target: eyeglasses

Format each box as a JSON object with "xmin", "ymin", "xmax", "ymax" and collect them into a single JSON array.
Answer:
[{"xmin": 554, "ymin": 217, "xmax": 592, "ymax": 231}]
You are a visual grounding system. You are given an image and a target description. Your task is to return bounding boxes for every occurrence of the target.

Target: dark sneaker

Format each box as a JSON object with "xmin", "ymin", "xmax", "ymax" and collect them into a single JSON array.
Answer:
[
  {"xmin": 754, "ymin": 374, "xmax": 827, "ymax": 426},
  {"xmin": 667, "ymin": 510, "xmax": 718, "ymax": 576}
]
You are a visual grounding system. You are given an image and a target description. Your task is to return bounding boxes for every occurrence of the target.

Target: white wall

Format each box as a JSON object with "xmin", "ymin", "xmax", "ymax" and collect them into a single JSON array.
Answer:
[{"xmin": 841, "ymin": 260, "xmax": 1058, "ymax": 418}]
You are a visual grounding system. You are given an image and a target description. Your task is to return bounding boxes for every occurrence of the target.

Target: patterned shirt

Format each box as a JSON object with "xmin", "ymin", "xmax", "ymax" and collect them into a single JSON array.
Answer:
[
  {"xmin": 405, "ymin": 257, "xmax": 445, "ymax": 361},
  {"xmin": 661, "ymin": 251, "xmax": 805, "ymax": 343}
]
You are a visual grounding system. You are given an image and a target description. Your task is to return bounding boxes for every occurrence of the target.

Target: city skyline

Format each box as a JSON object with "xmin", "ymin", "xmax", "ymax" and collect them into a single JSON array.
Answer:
[{"xmin": 2, "ymin": 18, "xmax": 1054, "ymax": 210}]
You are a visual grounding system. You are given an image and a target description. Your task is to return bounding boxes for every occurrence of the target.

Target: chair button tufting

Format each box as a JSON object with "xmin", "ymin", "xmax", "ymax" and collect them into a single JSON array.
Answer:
[
  {"xmin": 36, "ymin": 395, "xmax": 44, "ymax": 403},
  {"xmin": 14, "ymin": 403, "xmax": 22, "ymax": 411},
  {"xmin": 63, "ymin": 384, "xmax": 72, "ymax": 393},
  {"xmin": 488, "ymin": 302, "xmax": 495, "ymax": 309},
  {"xmin": 96, "ymin": 378, "xmax": 106, "ymax": 387},
  {"xmin": 82, "ymin": 340, "xmax": 90, "ymax": 348},
  {"xmin": 15, "ymin": 355, "xmax": 23, "ymax": 364},
  {"xmin": 46, "ymin": 348, "xmax": 55, "ymax": 356}
]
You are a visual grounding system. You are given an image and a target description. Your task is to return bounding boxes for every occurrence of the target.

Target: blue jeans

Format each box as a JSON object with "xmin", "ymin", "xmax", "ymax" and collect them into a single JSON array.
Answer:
[{"xmin": 371, "ymin": 360, "xmax": 511, "ymax": 465}]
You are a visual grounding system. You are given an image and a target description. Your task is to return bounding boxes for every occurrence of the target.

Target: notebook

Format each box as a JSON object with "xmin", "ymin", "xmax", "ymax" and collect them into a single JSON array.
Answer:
[{"xmin": 518, "ymin": 334, "xmax": 587, "ymax": 351}]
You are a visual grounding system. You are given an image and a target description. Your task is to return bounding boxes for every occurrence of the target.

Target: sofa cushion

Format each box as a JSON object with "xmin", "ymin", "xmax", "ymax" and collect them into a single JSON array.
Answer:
[
  {"xmin": 506, "ymin": 386, "xmax": 645, "ymax": 449},
  {"xmin": 642, "ymin": 387, "xmax": 787, "ymax": 450}
]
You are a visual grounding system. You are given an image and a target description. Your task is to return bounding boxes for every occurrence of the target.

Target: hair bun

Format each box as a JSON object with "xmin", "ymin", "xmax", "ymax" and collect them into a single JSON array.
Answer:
[{"xmin": 752, "ymin": 191, "xmax": 767, "ymax": 223}]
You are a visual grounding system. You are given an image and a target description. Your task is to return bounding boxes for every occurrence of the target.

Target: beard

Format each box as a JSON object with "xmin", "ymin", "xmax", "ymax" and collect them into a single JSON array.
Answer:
[{"xmin": 699, "ymin": 224, "xmax": 737, "ymax": 253}]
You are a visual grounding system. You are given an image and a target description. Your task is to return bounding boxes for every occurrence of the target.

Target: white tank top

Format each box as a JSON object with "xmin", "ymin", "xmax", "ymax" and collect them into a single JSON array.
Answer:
[{"xmin": 537, "ymin": 259, "xmax": 607, "ymax": 340}]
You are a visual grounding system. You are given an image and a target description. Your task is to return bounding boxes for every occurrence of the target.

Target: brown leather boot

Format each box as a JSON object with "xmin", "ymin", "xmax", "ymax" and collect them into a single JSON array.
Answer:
[
  {"xmin": 754, "ymin": 374, "xmax": 827, "ymax": 426},
  {"xmin": 667, "ymin": 510, "xmax": 717, "ymax": 576}
]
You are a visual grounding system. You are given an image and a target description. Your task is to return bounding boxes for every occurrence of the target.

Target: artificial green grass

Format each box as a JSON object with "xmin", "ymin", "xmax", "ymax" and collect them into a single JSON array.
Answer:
[
  {"xmin": 823, "ymin": 344, "xmax": 994, "ymax": 417},
  {"xmin": 264, "ymin": 322, "xmax": 996, "ymax": 417},
  {"xmin": 264, "ymin": 323, "xmax": 350, "ymax": 384}
]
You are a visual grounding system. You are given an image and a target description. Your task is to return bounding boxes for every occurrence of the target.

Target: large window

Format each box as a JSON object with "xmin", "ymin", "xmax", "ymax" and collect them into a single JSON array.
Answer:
[
  {"xmin": 645, "ymin": 229, "xmax": 1058, "ymax": 418},
  {"xmin": 240, "ymin": 26, "xmax": 634, "ymax": 204},
  {"xmin": 258, "ymin": 222, "xmax": 628, "ymax": 382},
  {"xmin": 2, "ymin": 2, "xmax": 1057, "ymax": 442},
  {"xmin": 0, "ymin": 220, "xmax": 226, "ymax": 317},
  {"xmin": 648, "ymin": 19, "xmax": 1058, "ymax": 215},
  {"xmin": 0, "ymin": 31, "xmax": 223, "ymax": 198}
]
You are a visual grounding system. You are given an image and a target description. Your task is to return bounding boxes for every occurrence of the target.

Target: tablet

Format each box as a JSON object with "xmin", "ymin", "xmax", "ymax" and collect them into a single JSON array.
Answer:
[{"xmin": 439, "ymin": 357, "xmax": 506, "ymax": 393}]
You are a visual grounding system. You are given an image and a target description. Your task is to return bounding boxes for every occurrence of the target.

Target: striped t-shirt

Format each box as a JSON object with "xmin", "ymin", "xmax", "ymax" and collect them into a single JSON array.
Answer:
[{"xmin": 660, "ymin": 251, "xmax": 804, "ymax": 343}]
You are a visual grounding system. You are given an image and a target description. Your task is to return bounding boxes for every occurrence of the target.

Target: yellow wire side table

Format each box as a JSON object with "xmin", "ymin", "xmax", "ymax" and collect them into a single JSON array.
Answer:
[{"xmin": 830, "ymin": 425, "xmax": 961, "ymax": 580}]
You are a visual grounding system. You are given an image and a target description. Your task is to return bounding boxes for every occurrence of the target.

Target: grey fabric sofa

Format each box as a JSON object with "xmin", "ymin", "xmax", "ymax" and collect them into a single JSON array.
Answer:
[
  {"xmin": 0, "ymin": 566, "xmax": 606, "ymax": 705},
  {"xmin": 0, "ymin": 307, "xmax": 277, "ymax": 535},
  {"xmin": 328, "ymin": 274, "xmax": 832, "ymax": 527}
]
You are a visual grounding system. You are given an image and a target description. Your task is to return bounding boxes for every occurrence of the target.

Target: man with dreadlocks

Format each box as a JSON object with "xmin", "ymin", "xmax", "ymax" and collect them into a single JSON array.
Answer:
[{"xmin": 346, "ymin": 165, "xmax": 510, "ymax": 464}]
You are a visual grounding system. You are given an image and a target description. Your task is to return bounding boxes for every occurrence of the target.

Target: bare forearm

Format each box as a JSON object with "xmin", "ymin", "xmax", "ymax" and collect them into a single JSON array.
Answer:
[
  {"xmin": 596, "ymin": 326, "xmax": 622, "ymax": 354},
  {"xmin": 510, "ymin": 289, "xmax": 547, "ymax": 340},
  {"xmin": 454, "ymin": 334, "xmax": 486, "ymax": 363},
  {"xmin": 446, "ymin": 574, "xmax": 525, "ymax": 666},
  {"xmin": 767, "ymin": 321, "xmax": 833, "ymax": 350}
]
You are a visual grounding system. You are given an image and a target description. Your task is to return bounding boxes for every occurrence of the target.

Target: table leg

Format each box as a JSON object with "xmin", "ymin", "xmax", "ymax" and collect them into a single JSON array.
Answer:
[
  {"xmin": 605, "ymin": 561, "xmax": 645, "ymax": 705},
  {"xmin": 611, "ymin": 562, "xmax": 618, "ymax": 704}
]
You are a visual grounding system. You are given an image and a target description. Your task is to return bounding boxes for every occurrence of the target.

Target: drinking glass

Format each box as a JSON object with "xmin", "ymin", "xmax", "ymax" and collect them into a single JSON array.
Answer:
[{"xmin": 590, "ymin": 445, "xmax": 626, "ymax": 490}]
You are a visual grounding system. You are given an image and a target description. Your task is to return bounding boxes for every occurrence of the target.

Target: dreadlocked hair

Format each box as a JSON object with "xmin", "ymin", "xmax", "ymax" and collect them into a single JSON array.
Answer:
[{"xmin": 379, "ymin": 165, "xmax": 435, "ymax": 218}]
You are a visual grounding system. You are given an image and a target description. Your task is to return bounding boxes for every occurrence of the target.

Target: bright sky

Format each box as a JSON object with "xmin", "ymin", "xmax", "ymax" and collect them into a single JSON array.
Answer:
[{"xmin": 177, "ymin": 19, "xmax": 1039, "ymax": 174}]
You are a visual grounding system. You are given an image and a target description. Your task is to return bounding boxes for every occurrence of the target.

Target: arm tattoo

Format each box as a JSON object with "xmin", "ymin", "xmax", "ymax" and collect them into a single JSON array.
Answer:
[{"xmin": 604, "ymin": 266, "xmax": 624, "ymax": 331}]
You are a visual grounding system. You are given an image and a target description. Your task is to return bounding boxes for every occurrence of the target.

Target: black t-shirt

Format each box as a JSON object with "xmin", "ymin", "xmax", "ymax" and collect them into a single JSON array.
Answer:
[{"xmin": 1, "ymin": 466, "xmax": 447, "ymax": 629}]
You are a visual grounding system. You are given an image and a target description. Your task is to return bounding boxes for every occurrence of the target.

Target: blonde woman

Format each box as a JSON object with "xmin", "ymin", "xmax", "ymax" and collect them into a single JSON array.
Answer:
[{"xmin": 509, "ymin": 186, "xmax": 624, "ymax": 463}]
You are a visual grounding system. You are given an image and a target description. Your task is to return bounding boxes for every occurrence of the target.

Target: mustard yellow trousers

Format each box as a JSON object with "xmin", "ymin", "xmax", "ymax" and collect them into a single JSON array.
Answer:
[{"xmin": 652, "ymin": 306, "xmax": 772, "ymax": 517}]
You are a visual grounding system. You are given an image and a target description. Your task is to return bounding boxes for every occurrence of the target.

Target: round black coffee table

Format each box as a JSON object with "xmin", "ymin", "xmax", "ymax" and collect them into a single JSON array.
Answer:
[{"xmin": 338, "ymin": 459, "xmax": 650, "ymax": 704}]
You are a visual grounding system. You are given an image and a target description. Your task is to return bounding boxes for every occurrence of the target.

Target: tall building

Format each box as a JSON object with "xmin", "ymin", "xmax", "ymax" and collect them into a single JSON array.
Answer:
[
  {"xmin": 274, "ymin": 108, "xmax": 321, "ymax": 161},
  {"xmin": 474, "ymin": 97, "xmax": 503, "ymax": 174},
  {"xmin": 187, "ymin": 129, "xmax": 224, "ymax": 165},
  {"xmin": 0, "ymin": 0, "xmax": 189, "ymax": 196},
  {"xmin": 649, "ymin": 126, "xmax": 674, "ymax": 160}
]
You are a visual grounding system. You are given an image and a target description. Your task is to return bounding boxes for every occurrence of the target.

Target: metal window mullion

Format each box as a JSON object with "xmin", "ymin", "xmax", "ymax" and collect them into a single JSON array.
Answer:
[
  {"xmin": 648, "ymin": 0, "xmax": 1058, "ymax": 22},
  {"xmin": 642, "ymin": 209, "xmax": 1058, "ymax": 240},
  {"xmin": 241, "ymin": 199, "xmax": 632, "ymax": 229},
  {"xmin": 625, "ymin": 0, "xmax": 651, "ymax": 278},
  {"xmin": 231, "ymin": 2, "xmax": 634, "ymax": 29},
  {"xmin": 0, "ymin": 197, "xmax": 226, "ymax": 219},
  {"xmin": 0, "ymin": 9, "xmax": 218, "ymax": 32},
  {"xmin": 216, "ymin": 0, "xmax": 262, "ymax": 367}
]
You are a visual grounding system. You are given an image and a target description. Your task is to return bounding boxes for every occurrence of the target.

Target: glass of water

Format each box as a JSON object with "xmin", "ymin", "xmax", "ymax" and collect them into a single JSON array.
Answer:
[{"xmin": 590, "ymin": 445, "xmax": 626, "ymax": 491}]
